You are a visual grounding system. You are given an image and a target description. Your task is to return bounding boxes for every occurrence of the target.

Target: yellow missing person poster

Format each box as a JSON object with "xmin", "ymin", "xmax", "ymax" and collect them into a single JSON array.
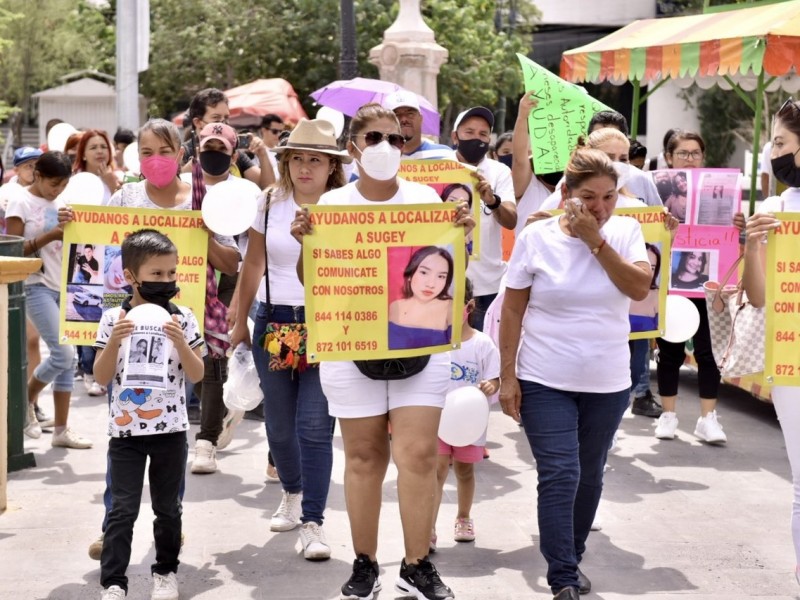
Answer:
[
  {"xmin": 765, "ymin": 212, "xmax": 800, "ymax": 385},
  {"xmin": 59, "ymin": 205, "xmax": 208, "ymax": 346},
  {"xmin": 303, "ymin": 204, "xmax": 466, "ymax": 362},
  {"xmin": 616, "ymin": 207, "xmax": 673, "ymax": 340},
  {"xmin": 399, "ymin": 159, "xmax": 481, "ymax": 258}
]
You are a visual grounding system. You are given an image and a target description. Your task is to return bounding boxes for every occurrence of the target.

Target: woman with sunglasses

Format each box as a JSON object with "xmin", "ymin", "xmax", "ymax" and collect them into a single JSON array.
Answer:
[
  {"xmin": 291, "ymin": 103, "xmax": 473, "ymax": 600},
  {"xmin": 742, "ymin": 97, "xmax": 800, "ymax": 586},
  {"xmin": 654, "ymin": 130, "xmax": 729, "ymax": 443}
]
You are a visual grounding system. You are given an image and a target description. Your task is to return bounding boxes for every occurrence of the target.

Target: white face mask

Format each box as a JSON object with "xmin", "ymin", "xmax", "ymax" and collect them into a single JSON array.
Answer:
[{"xmin": 356, "ymin": 141, "xmax": 402, "ymax": 181}]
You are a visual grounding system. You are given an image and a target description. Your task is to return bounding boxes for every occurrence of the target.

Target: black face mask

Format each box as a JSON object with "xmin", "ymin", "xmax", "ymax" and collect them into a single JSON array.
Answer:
[
  {"xmin": 136, "ymin": 280, "xmax": 179, "ymax": 309},
  {"xmin": 771, "ymin": 149, "xmax": 800, "ymax": 188},
  {"xmin": 199, "ymin": 150, "xmax": 232, "ymax": 176},
  {"xmin": 456, "ymin": 137, "xmax": 489, "ymax": 164},
  {"xmin": 498, "ymin": 154, "xmax": 513, "ymax": 169},
  {"xmin": 538, "ymin": 171, "xmax": 563, "ymax": 188}
]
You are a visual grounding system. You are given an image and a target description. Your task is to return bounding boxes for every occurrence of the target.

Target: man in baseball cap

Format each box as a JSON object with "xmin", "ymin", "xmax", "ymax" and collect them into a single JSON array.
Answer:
[
  {"xmin": 198, "ymin": 122, "xmax": 238, "ymax": 183},
  {"xmin": 382, "ymin": 91, "xmax": 455, "ymax": 160}
]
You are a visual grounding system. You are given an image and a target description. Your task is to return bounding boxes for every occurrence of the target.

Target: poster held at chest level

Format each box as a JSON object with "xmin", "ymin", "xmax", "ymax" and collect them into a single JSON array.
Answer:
[
  {"xmin": 59, "ymin": 205, "xmax": 208, "ymax": 345},
  {"xmin": 399, "ymin": 159, "xmax": 481, "ymax": 258},
  {"xmin": 303, "ymin": 204, "xmax": 465, "ymax": 362},
  {"xmin": 765, "ymin": 213, "xmax": 800, "ymax": 386},
  {"xmin": 615, "ymin": 207, "xmax": 673, "ymax": 340}
]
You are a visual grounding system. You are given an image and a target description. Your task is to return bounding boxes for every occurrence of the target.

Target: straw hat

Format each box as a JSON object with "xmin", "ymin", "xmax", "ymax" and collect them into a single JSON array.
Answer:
[{"xmin": 272, "ymin": 119, "xmax": 352, "ymax": 163}]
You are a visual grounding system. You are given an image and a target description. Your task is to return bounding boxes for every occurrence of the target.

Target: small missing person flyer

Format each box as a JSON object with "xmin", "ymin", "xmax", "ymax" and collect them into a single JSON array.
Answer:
[{"xmin": 121, "ymin": 323, "xmax": 173, "ymax": 389}]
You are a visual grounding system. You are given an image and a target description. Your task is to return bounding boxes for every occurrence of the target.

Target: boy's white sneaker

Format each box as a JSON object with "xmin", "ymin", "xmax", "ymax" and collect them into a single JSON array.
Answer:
[
  {"xmin": 655, "ymin": 411, "xmax": 679, "ymax": 440},
  {"xmin": 694, "ymin": 411, "xmax": 727, "ymax": 444},
  {"xmin": 100, "ymin": 585, "xmax": 126, "ymax": 599},
  {"xmin": 151, "ymin": 572, "xmax": 179, "ymax": 600},
  {"xmin": 190, "ymin": 440, "xmax": 217, "ymax": 474}
]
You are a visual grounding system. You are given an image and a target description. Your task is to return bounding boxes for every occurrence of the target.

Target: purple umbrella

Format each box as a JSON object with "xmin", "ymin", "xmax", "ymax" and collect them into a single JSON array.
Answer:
[{"xmin": 310, "ymin": 77, "xmax": 441, "ymax": 136}]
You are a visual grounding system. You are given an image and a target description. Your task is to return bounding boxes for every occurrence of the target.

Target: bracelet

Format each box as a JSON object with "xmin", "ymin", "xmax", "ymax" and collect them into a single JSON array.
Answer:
[
  {"xmin": 30, "ymin": 238, "xmax": 38, "ymax": 254},
  {"xmin": 590, "ymin": 239, "xmax": 606, "ymax": 256},
  {"xmin": 486, "ymin": 194, "xmax": 502, "ymax": 211}
]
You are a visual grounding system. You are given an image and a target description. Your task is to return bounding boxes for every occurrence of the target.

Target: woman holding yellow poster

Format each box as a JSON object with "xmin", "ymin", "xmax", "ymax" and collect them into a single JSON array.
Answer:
[
  {"xmin": 291, "ymin": 103, "xmax": 473, "ymax": 600},
  {"xmin": 742, "ymin": 97, "xmax": 800, "ymax": 587}
]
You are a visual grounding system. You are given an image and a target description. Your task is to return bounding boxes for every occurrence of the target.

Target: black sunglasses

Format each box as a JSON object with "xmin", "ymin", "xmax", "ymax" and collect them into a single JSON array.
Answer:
[
  {"xmin": 266, "ymin": 128, "xmax": 284, "ymax": 136},
  {"xmin": 356, "ymin": 131, "xmax": 406, "ymax": 150},
  {"xmin": 778, "ymin": 97, "xmax": 798, "ymax": 118}
]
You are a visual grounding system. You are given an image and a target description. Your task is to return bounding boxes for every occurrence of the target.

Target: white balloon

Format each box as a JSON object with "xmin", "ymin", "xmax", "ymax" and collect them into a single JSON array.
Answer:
[
  {"xmin": 122, "ymin": 141, "xmax": 140, "ymax": 174},
  {"xmin": 316, "ymin": 106, "xmax": 345, "ymax": 139},
  {"xmin": 126, "ymin": 303, "xmax": 171, "ymax": 326},
  {"xmin": 662, "ymin": 294, "xmax": 701, "ymax": 343},
  {"xmin": 47, "ymin": 122, "xmax": 77, "ymax": 153},
  {"xmin": 201, "ymin": 179, "xmax": 259, "ymax": 236},
  {"xmin": 59, "ymin": 172, "xmax": 105, "ymax": 205},
  {"xmin": 438, "ymin": 386, "xmax": 490, "ymax": 447}
]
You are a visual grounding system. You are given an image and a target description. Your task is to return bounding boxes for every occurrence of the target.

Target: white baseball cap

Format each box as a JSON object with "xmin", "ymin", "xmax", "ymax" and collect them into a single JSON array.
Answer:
[{"xmin": 383, "ymin": 91, "xmax": 421, "ymax": 112}]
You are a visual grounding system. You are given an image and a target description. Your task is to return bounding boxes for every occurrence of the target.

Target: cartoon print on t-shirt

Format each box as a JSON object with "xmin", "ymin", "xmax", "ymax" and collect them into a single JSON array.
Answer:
[{"xmin": 115, "ymin": 388, "xmax": 162, "ymax": 426}]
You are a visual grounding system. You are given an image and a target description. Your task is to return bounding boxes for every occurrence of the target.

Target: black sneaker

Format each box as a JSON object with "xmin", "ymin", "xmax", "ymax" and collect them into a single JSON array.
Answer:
[
  {"xmin": 631, "ymin": 390, "xmax": 663, "ymax": 418},
  {"xmin": 340, "ymin": 554, "xmax": 381, "ymax": 600},
  {"xmin": 395, "ymin": 556, "xmax": 454, "ymax": 600}
]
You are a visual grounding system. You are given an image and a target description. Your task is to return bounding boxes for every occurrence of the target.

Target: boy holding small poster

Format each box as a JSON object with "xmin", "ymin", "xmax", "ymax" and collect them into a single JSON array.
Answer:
[{"xmin": 93, "ymin": 229, "xmax": 205, "ymax": 600}]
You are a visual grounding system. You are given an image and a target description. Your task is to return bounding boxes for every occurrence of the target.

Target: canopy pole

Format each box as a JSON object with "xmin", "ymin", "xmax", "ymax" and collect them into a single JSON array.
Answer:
[
  {"xmin": 749, "ymin": 69, "xmax": 765, "ymax": 214},
  {"xmin": 639, "ymin": 77, "xmax": 669, "ymax": 104},
  {"xmin": 631, "ymin": 78, "xmax": 641, "ymax": 140},
  {"xmin": 723, "ymin": 75, "xmax": 756, "ymax": 112}
]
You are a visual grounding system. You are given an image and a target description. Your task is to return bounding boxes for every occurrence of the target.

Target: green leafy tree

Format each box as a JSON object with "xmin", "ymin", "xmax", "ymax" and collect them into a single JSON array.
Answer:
[
  {"xmin": 141, "ymin": 0, "xmax": 536, "ymax": 135},
  {"xmin": 0, "ymin": 0, "xmax": 115, "ymax": 142}
]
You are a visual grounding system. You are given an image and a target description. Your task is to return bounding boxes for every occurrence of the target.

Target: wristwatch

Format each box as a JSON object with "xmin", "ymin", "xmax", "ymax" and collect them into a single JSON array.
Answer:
[{"xmin": 486, "ymin": 194, "xmax": 502, "ymax": 211}]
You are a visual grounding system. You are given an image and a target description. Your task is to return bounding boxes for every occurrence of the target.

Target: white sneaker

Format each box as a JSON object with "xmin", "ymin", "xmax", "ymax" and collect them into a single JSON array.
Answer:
[
  {"xmin": 24, "ymin": 403, "xmax": 42, "ymax": 439},
  {"xmin": 215, "ymin": 409, "xmax": 244, "ymax": 451},
  {"xmin": 101, "ymin": 585, "xmax": 126, "ymax": 599},
  {"xmin": 88, "ymin": 380, "xmax": 107, "ymax": 397},
  {"xmin": 190, "ymin": 440, "xmax": 217, "ymax": 474},
  {"xmin": 151, "ymin": 572, "xmax": 179, "ymax": 600},
  {"xmin": 270, "ymin": 490, "xmax": 303, "ymax": 532},
  {"xmin": 655, "ymin": 411, "xmax": 679, "ymax": 440},
  {"xmin": 51, "ymin": 427, "xmax": 93, "ymax": 449},
  {"xmin": 694, "ymin": 411, "xmax": 727, "ymax": 444},
  {"xmin": 299, "ymin": 521, "xmax": 331, "ymax": 560}
]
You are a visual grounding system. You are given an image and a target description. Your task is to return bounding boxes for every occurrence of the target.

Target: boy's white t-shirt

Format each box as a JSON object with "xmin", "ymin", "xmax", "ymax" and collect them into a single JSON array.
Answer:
[
  {"xmin": 505, "ymin": 215, "xmax": 648, "ymax": 393},
  {"xmin": 251, "ymin": 191, "xmax": 304, "ymax": 305},
  {"xmin": 5, "ymin": 189, "xmax": 65, "ymax": 290},
  {"xmin": 448, "ymin": 331, "xmax": 501, "ymax": 446},
  {"xmin": 95, "ymin": 304, "xmax": 204, "ymax": 438}
]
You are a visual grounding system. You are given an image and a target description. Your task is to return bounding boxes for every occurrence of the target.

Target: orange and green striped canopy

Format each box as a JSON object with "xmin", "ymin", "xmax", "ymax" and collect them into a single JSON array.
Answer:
[{"xmin": 561, "ymin": 0, "xmax": 800, "ymax": 84}]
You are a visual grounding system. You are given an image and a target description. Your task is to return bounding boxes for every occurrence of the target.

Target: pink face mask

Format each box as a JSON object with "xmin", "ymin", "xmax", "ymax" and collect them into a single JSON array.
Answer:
[{"xmin": 140, "ymin": 155, "xmax": 178, "ymax": 188}]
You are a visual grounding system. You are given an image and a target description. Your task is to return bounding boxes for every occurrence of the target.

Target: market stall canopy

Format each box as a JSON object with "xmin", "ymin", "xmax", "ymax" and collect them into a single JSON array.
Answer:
[{"xmin": 560, "ymin": 0, "xmax": 800, "ymax": 92}]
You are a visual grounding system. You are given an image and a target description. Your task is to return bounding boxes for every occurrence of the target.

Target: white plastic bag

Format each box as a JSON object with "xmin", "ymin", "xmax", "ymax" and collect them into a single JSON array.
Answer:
[{"xmin": 224, "ymin": 344, "xmax": 263, "ymax": 411}]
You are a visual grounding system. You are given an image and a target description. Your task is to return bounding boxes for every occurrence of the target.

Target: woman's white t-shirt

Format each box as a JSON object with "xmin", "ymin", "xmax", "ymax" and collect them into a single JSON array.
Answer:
[
  {"xmin": 6, "ymin": 189, "xmax": 65, "ymax": 290},
  {"xmin": 761, "ymin": 187, "xmax": 800, "ymax": 212},
  {"xmin": 252, "ymin": 191, "xmax": 304, "ymax": 305},
  {"xmin": 318, "ymin": 178, "xmax": 442, "ymax": 207},
  {"xmin": 505, "ymin": 214, "xmax": 648, "ymax": 393}
]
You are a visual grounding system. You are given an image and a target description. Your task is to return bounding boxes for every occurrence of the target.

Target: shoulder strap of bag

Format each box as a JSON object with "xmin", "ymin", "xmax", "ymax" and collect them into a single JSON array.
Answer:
[
  {"xmin": 263, "ymin": 189, "xmax": 272, "ymax": 320},
  {"xmin": 711, "ymin": 254, "xmax": 744, "ymax": 313}
]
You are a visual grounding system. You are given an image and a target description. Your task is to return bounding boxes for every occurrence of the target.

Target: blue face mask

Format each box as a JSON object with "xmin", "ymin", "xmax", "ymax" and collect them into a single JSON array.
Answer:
[{"xmin": 498, "ymin": 154, "xmax": 513, "ymax": 168}]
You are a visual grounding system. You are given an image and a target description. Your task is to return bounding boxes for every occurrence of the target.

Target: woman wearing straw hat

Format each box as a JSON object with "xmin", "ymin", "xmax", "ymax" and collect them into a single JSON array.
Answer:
[{"xmin": 230, "ymin": 119, "xmax": 350, "ymax": 560}]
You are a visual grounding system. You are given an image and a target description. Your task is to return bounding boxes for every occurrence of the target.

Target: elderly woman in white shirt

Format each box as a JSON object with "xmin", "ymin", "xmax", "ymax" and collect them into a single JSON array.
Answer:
[{"xmin": 499, "ymin": 148, "xmax": 651, "ymax": 600}]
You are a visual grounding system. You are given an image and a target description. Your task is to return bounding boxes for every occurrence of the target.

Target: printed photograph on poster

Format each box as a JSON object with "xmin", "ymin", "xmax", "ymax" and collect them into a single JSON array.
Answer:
[
  {"xmin": 65, "ymin": 284, "xmax": 104, "ymax": 322},
  {"xmin": 67, "ymin": 243, "xmax": 104, "ymax": 285},
  {"xmin": 652, "ymin": 170, "xmax": 692, "ymax": 223},
  {"xmin": 670, "ymin": 249, "xmax": 717, "ymax": 291},
  {"xmin": 387, "ymin": 245, "xmax": 455, "ymax": 350},
  {"xmin": 696, "ymin": 171, "xmax": 741, "ymax": 226},
  {"xmin": 630, "ymin": 243, "xmax": 662, "ymax": 333},
  {"xmin": 439, "ymin": 183, "xmax": 475, "ymax": 255},
  {"xmin": 122, "ymin": 331, "xmax": 172, "ymax": 389},
  {"xmin": 102, "ymin": 245, "xmax": 132, "ymax": 310}
]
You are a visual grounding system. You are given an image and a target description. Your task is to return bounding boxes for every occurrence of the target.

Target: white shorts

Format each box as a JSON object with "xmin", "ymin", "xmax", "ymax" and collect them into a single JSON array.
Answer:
[{"xmin": 321, "ymin": 352, "xmax": 451, "ymax": 419}]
